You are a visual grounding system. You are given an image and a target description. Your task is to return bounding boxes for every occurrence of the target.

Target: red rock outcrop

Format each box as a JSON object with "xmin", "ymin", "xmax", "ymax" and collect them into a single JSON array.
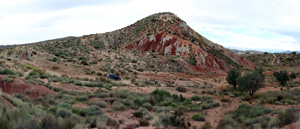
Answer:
[{"xmin": 0, "ymin": 76, "xmax": 55, "ymax": 98}]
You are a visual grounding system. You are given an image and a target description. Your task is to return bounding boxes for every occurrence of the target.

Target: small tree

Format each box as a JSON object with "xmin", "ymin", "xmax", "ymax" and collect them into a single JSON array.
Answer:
[
  {"xmin": 290, "ymin": 72, "xmax": 296, "ymax": 80},
  {"xmin": 226, "ymin": 69, "xmax": 241, "ymax": 88},
  {"xmin": 237, "ymin": 71, "xmax": 265, "ymax": 97},
  {"xmin": 274, "ymin": 70, "xmax": 290, "ymax": 85}
]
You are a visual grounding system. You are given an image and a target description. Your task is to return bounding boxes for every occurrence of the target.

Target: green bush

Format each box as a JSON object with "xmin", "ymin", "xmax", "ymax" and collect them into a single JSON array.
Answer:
[
  {"xmin": 97, "ymin": 101, "xmax": 107, "ymax": 108},
  {"xmin": 57, "ymin": 102, "xmax": 72, "ymax": 110},
  {"xmin": 85, "ymin": 106, "xmax": 104, "ymax": 116},
  {"xmin": 133, "ymin": 111, "xmax": 143, "ymax": 118},
  {"xmin": 142, "ymin": 102, "xmax": 153, "ymax": 110},
  {"xmin": 277, "ymin": 108, "xmax": 299, "ymax": 127},
  {"xmin": 13, "ymin": 93, "xmax": 23, "ymax": 99},
  {"xmin": 61, "ymin": 118, "xmax": 76, "ymax": 129},
  {"xmin": 74, "ymin": 80, "xmax": 83, "ymax": 86},
  {"xmin": 191, "ymin": 95, "xmax": 212, "ymax": 101},
  {"xmin": 3, "ymin": 75, "xmax": 13, "ymax": 82},
  {"xmin": 202, "ymin": 122, "xmax": 211, "ymax": 129},
  {"xmin": 176, "ymin": 86, "xmax": 187, "ymax": 92},
  {"xmin": 217, "ymin": 104, "xmax": 272, "ymax": 129},
  {"xmin": 80, "ymin": 60, "xmax": 88, "ymax": 65},
  {"xmin": 41, "ymin": 115, "xmax": 59, "ymax": 129},
  {"xmin": 150, "ymin": 89, "xmax": 171, "ymax": 103},
  {"xmin": 220, "ymin": 97, "xmax": 230, "ymax": 102},
  {"xmin": 192, "ymin": 113, "xmax": 205, "ymax": 121},
  {"xmin": 255, "ymin": 88, "xmax": 300, "ymax": 105},
  {"xmin": 112, "ymin": 101, "xmax": 126, "ymax": 111},
  {"xmin": 232, "ymin": 104, "xmax": 272, "ymax": 119},
  {"xmin": 57, "ymin": 108, "xmax": 72, "ymax": 118},
  {"xmin": 154, "ymin": 111, "xmax": 187, "ymax": 128},
  {"xmin": 290, "ymin": 72, "xmax": 297, "ymax": 80},
  {"xmin": 139, "ymin": 119, "xmax": 150, "ymax": 126},
  {"xmin": 76, "ymin": 95, "xmax": 88, "ymax": 101},
  {"xmin": 0, "ymin": 68, "xmax": 15, "ymax": 75}
]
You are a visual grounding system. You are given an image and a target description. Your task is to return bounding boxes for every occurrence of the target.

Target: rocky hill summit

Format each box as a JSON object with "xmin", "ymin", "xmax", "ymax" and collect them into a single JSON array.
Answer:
[{"xmin": 0, "ymin": 12, "xmax": 256, "ymax": 74}]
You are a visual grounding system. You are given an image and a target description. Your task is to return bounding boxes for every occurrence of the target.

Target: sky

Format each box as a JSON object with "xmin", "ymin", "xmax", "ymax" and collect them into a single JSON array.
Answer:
[{"xmin": 0, "ymin": 0, "xmax": 299, "ymax": 52}]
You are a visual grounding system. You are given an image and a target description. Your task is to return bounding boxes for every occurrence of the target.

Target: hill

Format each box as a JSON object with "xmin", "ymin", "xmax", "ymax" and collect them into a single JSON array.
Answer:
[
  {"xmin": 0, "ymin": 12, "xmax": 275, "ymax": 129},
  {"xmin": 228, "ymin": 48, "xmax": 265, "ymax": 55},
  {"xmin": 0, "ymin": 12, "xmax": 255, "ymax": 75},
  {"xmin": 242, "ymin": 53, "xmax": 300, "ymax": 66}
]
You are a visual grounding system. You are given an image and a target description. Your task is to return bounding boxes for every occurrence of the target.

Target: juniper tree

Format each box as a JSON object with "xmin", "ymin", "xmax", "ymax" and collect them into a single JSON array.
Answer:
[
  {"xmin": 226, "ymin": 69, "xmax": 241, "ymax": 88},
  {"xmin": 237, "ymin": 71, "xmax": 265, "ymax": 97}
]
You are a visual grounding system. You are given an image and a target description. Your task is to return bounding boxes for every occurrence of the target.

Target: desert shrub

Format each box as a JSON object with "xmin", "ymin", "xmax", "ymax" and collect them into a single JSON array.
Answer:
[
  {"xmin": 3, "ymin": 75, "xmax": 14, "ymax": 82},
  {"xmin": 13, "ymin": 93, "xmax": 23, "ymax": 99},
  {"xmin": 57, "ymin": 102, "xmax": 72, "ymax": 110},
  {"xmin": 52, "ymin": 66, "xmax": 60, "ymax": 70},
  {"xmin": 74, "ymin": 80, "xmax": 83, "ymax": 86},
  {"xmin": 255, "ymin": 88, "xmax": 300, "ymax": 105},
  {"xmin": 41, "ymin": 115, "xmax": 59, "ymax": 129},
  {"xmin": 85, "ymin": 106, "xmax": 104, "ymax": 116},
  {"xmin": 192, "ymin": 113, "xmax": 205, "ymax": 121},
  {"xmin": 83, "ymin": 82, "xmax": 103, "ymax": 87},
  {"xmin": 50, "ymin": 57, "xmax": 57, "ymax": 62},
  {"xmin": 48, "ymin": 106, "xmax": 58, "ymax": 114},
  {"xmin": 57, "ymin": 108, "xmax": 72, "ymax": 118},
  {"xmin": 0, "ymin": 68, "xmax": 15, "ymax": 75},
  {"xmin": 176, "ymin": 86, "xmax": 187, "ymax": 92},
  {"xmin": 139, "ymin": 119, "xmax": 150, "ymax": 126},
  {"xmin": 232, "ymin": 104, "xmax": 272, "ymax": 119},
  {"xmin": 112, "ymin": 101, "xmax": 127, "ymax": 111},
  {"xmin": 217, "ymin": 104, "xmax": 272, "ymax": 128},
  {"xmin": 202, "ymin": 122, "xmax": 211, "ymax": 129},
  {"xmin": 61, "ymin": 118, "xmax": 76, "ymax": 129},
  {"xmin": 153, "ymin": 111, "xmax": 187, "ymax": 128},
  {"xmin": 131, "ymin": 78, "xmax": 136, "ymax": 84},
  {"xmin": 217, "ymin": 116, "xmax": 242, "ymax": 129},
  {"xmin": 18, "ymin": 72, "xmax": 24, "ymax": 77},
  {"xmin": 277, "ymin": 108, "xmax": 299, "ymax": 127},
  {"xmin": 290, "ymin": 72, "xmax": 297, "ymax": 80},
  {"xmin": 142, "ymin": 102, "xmax": 153, "ymax": 110},
  {"xmin": 191, "ymin": 95, "xmax": 212, "ymax": 101},
  {"xmin": 133, "ymin": 111, "xmax": 143, "ymax": 118},
  {"xmin": 121, "ymin": 99, "xmax": 135, "ymax": 109},
  {"xmin": 0, "ymin": 117, "xmax": 10, "ymax": 129},
  {"xmin": 86, "ymin": 115, "xmax": 110, "ymax": 128},
  {"xmin": 96, "ymin": 101, "xmax": 107, "ymax": 108},
  {"xmin": 220, "ymin": 96, "xmax": 230, "ymax": 102},
  {"xmin": 39, "ymin": 74, "xmax": 48, "ymax": 79},
  {"xmin": 76, "ymin": 95, "xmax": 88, "ymax": 101},
  {"xmin": 80, "ymin": 60, "xmax": 88, "ymax": 65},
  {"xmin": 110, "ymin": 90, "xmax": 126, "ymax": 98},
  {"xmin": 150, "ymin": 89, "xmax": 171, "ymax": 103}
]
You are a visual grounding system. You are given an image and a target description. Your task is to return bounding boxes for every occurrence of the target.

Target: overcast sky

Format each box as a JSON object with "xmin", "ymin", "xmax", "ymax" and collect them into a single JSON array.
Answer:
[{"xmin": 0, "ymin": 0, "xmax": 299, "ymax": 52}]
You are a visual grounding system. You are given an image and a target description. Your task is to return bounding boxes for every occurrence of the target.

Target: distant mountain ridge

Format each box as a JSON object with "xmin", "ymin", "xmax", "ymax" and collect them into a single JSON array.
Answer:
[
  {"xmin": 0, "ymin": 45, "xmax": 18, "ymax": 50},
  {"xmin": 228, "ymin": 48, "xmax": 265, "ymax": 55},
  {"xmin": 279, "ymin": 51, "xmax": 300, "ymax": 54}
]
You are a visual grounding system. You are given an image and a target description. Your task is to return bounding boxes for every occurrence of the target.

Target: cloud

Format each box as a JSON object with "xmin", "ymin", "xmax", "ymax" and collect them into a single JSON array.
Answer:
[{"xmin": 0, "ymin": 0, "xmax": 299, "ymax": 52}]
